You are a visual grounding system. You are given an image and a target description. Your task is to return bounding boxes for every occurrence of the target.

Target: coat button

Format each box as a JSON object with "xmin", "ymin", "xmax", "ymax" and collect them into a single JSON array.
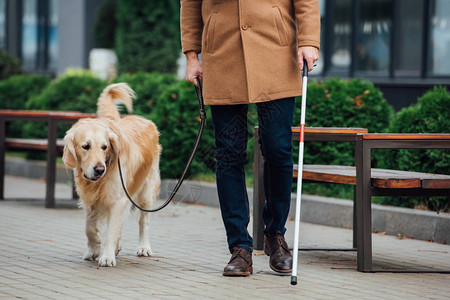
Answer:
[{"xmin": 241, "ymin": 24, "xmax": 250, "ymax": 30}]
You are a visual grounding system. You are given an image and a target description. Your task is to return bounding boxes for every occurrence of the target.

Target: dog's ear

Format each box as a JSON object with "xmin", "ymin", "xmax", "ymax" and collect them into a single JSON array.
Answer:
[
  {"xmin": 63, "ymin": 132, "xmax": 78, "ymax": 169},
  {"xmin": 108, "ymin": 129, "xmax": 120, "ymax": 156}
]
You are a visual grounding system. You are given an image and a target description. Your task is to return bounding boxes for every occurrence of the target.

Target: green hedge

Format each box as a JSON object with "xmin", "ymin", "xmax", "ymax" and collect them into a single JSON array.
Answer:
[
  {"xmin": 114, "ymin": 72, "xmax": 178, "ymax": 116},
  {"xmin": 150, "ymin": 80, "xmax": 215, "ymax": 179},
  {"xmin": 22, "ymin": 73, "xmax": 107, "ymax": 157},
  {"xmin": 375, "ymin": 86, "xmax": 450, "ymax": 212},
  {"xmin": 93, "ymin": 0, "xmax": 117, "ymax": 48},
  {"xmin": 0, "ymin": 74, "xmax": 51, "ymax": 110},
  {"xmin": 26, "ymin": 72, "xmax": 106, "ymax": 113},
  {"xmin": 293, "ymin": 78, "xmax": 394, "ymax": 198},
  {"xmin": 115, "ymin": 0, "xmax": 181, "ymax": 74},
  {"xmin": 0, "ymin": 74, "xmax": 51, "ymax": 138},
  {"xmin": 0, "ymin": 50, "xmax": 25, "ymax": 80},
  {"xmin": 2, "ymin": 71, "xmax": 447, "ymax": 211},
  {"xmin": 113, "ymin": 72, "xmax": 215, "ymax": 179},
  {"xmin": 299, "ymin": 78, "xmax": 394, "ymax": 165}
]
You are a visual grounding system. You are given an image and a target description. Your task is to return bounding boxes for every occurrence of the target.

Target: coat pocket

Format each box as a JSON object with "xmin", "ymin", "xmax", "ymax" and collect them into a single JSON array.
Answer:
[
  {"xmin": 273, "ymin": 7, "xmax": 289, "ymax": 47},
  {"xmin": 204, "ymin": 12, "xmax": 218, "ymax": 53}
]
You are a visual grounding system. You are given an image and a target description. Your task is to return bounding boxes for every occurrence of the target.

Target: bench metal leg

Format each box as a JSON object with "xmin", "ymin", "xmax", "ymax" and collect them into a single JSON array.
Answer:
[
  {"xmin": 253, "ymin": 129, "xmax": 265, "ymax": 250},
  {"xmin": 356, "ymin": 139, "xmax": 373, "ymax": 272},
  {"xmin": 352, "ymin": 185, "xmax": 357, "ymax": 249},
  {"xmin": 45, "ymin": 119, "xmax": 57, "ymax": 208},
  {"xmin": 0, "ymin": 119, "xmax": 5, "ymax": 200}
]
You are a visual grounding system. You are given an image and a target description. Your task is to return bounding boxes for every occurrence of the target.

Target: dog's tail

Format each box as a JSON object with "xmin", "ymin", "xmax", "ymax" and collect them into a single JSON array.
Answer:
[{"xmin": 97, "ymin": 83, "xmax": 135, "ymax": 120}]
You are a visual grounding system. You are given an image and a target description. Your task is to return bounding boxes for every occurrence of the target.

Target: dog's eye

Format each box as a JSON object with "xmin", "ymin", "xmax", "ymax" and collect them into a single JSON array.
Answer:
[
  {"xmin": 102, "ymin": 145, "xmax": 107, "ymax": 151},
  {"xmin": 82, "ymin": 145, "xmax": 90, "ymax": 150}
]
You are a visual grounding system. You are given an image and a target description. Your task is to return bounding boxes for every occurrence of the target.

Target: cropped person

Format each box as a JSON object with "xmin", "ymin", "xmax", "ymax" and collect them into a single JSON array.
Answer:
[{"xmin": 180, "ymin": 0, "xmax": 320, "ymax": 276}]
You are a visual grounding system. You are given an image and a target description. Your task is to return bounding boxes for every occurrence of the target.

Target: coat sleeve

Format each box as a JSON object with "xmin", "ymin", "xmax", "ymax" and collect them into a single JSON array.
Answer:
[
  {"xmin": 294, "ymin": 0, "xmax": 321, "ymax": 49},
  {"xmin": 180, "ymin": 0, "xmax": 203, "ymax": 54}
]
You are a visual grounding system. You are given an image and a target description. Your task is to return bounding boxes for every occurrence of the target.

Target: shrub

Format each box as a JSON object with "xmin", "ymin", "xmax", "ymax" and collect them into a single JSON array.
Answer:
[
  {"xmin": 0, "ymin": 74, "xmax": 51, "ymax": 137},
  {"xmin": 299, "ymin": 77, "xmax": 394, "ymax": 164},
  {"xmin": 23, "ymin": 73, "xmax": 106, "ymax": 150},
  {"xmin": 0, "ymin": 74, "xmax": 51, "ymax": 110},
  {"xmin": 376, "ymin": 86, "xmax": 450, "ymax": 212},
  {"xmin": 115, "ymin": 73, "xmax": 212, "ymax": 179},
  {"xmin": 115, "ymin": 0, "xmax": 181, "ymax": 74},
  {"xmin": 151, "ymin": 80, "xmax": 215, "ymax": 179},
  {"xmin": 93, "ymin": 0, "xmax": 117, "ymax": 49},
  {"xmin": 114, "ymin": 72, "xmax": 177, "ymax": 116},
  {"xmin": 0, "ymin": 50, "xmax": 25, "ymax": 80},
  {"xmin": 293, "ymin": 78, "xmax": 394, "ymax": 198},
  {"xmin": 26, "ymin": 72, "xmax": 106, "ymax": 113}
]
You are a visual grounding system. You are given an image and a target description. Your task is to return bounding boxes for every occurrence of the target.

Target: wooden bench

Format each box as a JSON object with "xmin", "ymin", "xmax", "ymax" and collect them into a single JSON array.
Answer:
[
  {"xmin": 253, "ymin": 127, "xmax": 368, "ymax": 250},
  {"xmin": 253, "ymin": 127, "xmax": 450, "ymax": 272},
  {"xmin": 0, "ymin": 110, "xmax": 96, "ymax": 208},
  {"xmin": 355, "ymin": 133, "xmax": 450, "ymax": 272}
]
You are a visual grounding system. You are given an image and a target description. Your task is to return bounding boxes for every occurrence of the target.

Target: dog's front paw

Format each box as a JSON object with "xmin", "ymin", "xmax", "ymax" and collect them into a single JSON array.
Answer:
[
  {"xmin": 98, "ymin": 255, "xmax": 116, "ymax": 267},
  {"xmin": 137, "ymin": 246, "xmax": 152, "ymax": 257},
  {"xmin": 83, "ymin": 248, "xmax": 100, "ymax": 261}
]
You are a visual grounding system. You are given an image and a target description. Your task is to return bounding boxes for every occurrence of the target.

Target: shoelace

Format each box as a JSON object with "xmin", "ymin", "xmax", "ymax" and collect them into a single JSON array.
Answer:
[
  {"xmin": 230, "ymin": 248, "xmax": 250, "ymax": 263},
  {"xmin": 268, "ymin": 235, "xmax": 290, "ymax": 255}
]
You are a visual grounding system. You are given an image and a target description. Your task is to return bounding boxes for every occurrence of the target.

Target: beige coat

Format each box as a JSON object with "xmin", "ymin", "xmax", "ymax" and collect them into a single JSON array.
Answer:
[{"xmin": 181, "ymin": 0, "xmax": 321, "ymax": 105}]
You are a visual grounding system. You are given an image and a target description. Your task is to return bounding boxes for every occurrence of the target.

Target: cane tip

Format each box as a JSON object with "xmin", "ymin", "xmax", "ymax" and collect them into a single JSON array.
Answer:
[{"xmin": 290, "ymin": 276, "xmax": 297, "ymax": 285}]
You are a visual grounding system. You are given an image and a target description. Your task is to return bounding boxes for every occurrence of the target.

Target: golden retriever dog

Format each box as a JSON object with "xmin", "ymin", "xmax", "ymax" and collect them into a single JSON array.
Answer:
[{"xmin": 63, "ymin": 83, "xmax": 161, "ymax": 267}]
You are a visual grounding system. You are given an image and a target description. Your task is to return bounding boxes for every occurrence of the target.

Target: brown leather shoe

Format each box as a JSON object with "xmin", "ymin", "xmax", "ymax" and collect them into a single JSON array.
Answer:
[
  {"xmin": 223, "ymin": 247, "xmax": 253, "ymax": 276},
  {"xmin": 264, "ymin": 232, "xmax": 293, "ymax": 273}
]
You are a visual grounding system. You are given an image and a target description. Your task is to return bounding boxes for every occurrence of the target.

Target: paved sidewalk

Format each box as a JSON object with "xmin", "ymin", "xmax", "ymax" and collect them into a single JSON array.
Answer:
[{"xmin": 1, "ymin": 175, "xmax": 450, "ymax": 299}]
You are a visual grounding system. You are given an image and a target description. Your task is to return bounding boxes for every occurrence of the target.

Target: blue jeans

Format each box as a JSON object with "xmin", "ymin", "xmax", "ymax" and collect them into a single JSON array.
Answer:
[{"xmin": 211, "ymin": 98, "xmax": 295, "ymax": 253}]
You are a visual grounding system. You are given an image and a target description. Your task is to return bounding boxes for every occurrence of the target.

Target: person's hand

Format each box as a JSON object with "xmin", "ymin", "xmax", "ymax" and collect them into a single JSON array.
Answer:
[
  {"xmin": 185, "ymin": 51, "xmax": 203, "ymax": 86},
  {"xmin": 297, "ymin": 46, "xmax": 319, "ymax": 72}
]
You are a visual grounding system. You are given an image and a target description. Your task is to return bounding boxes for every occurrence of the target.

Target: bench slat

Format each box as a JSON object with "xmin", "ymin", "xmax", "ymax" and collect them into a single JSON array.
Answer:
[
  {"xmin": 294, "ymin": 164, "xmax": 450, "ymax": 189},
  {"xmin": 5, "ymin": 138, "xmax": 65, "ymax": 152},
  {"xmin": 0, "ymin": 110, "xmax": 96, "ymax": 120},
  {"xmin": 0, "ymin": 110, "xmax": 52, "ymax": 117},
  {"xmin": 298, "ymin": 165, "xmax": 357, "ymax": 185},
  {"xmin": 422, "ymin": 179, "xmax": 450, "ymax": 189},
  {"xmin": 371, "ymin": 169, "xmax": 450, "ymax": 188},
  {"xmin": 293, "ymin": 127, "xmax": 368, "ymax": 134},
  {"xmin": 362, "ymin": 133, "xmax": 450, "ymax": 140},
  {"xmin": 372, "ymin": 178, "xmax": 421, "ymax": 189}
]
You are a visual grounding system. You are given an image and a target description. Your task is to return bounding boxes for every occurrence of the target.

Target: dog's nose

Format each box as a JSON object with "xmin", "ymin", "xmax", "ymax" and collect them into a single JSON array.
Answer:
[{"xmin": 93, "ymin": 165, "xmax": 105, "ymax": 176}]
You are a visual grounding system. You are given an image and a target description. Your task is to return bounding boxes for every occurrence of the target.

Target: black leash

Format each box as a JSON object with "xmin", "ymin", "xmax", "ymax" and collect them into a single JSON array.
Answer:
[{"xmin": 118, "ymin": 78, "xmax": 206, "ymax": 212}]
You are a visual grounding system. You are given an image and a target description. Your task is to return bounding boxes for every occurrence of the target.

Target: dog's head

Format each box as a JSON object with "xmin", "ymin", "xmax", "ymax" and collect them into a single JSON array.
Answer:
[{"xmin": 63, "ymin": 119, "xmax": 119, "ymax": 182}]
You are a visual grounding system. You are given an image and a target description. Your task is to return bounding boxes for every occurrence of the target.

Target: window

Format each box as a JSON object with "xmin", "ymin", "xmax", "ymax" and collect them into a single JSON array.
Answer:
[
  {"xmin": 429, "ymin": 0, "xmax": 450, "ymax": 76},
  {"xmin": 309, "ymin": 0, "xmax": 327, "ymax": 75},
  {"xmin": 316, "ymin": 0, "xmax": 450, "ymax": 79},
  {"xmin": 48, "ymin": 0, "xmax": 58, "ymax": 70},
  {"xmin": 355, "ymin": 0, "xmax": 392, "ymax": 76},
  {"xmin": 21, "ymin": 0, "xmax": 38, "ymax": 69},
  {"xmin": 21, "ymin": 0, "xmax": 58, "ymax": 73},
  {"xmin": 329, "ymin": 0, "xmax": 351, "ymax": 75},
  {"xmin": 0, "ymin": 0, "xmax": 6, "ymax": 49},
  {"xmin": 394, "ymin": 0, "xmax": 423, "ymax": 77}
]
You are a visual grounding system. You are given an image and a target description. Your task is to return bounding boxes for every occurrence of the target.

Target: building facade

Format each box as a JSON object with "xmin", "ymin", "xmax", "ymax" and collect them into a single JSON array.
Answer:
[
  {"xmin": 314, "ymin": 0, "xmax": 450, "ymax": 110},
  {"xmin": 1, "ymin": 0, "xmax": 103, "ymax": 76},
  {"xmin": 1, "ymin": 0, "xmax": 449, "ymax": 109}
]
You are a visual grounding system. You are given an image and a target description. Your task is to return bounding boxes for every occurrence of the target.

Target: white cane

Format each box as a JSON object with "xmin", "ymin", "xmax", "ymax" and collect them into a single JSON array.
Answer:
[{"xmin": 291, "ymin": 61, "xmax": 309, "ymax": 285}]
